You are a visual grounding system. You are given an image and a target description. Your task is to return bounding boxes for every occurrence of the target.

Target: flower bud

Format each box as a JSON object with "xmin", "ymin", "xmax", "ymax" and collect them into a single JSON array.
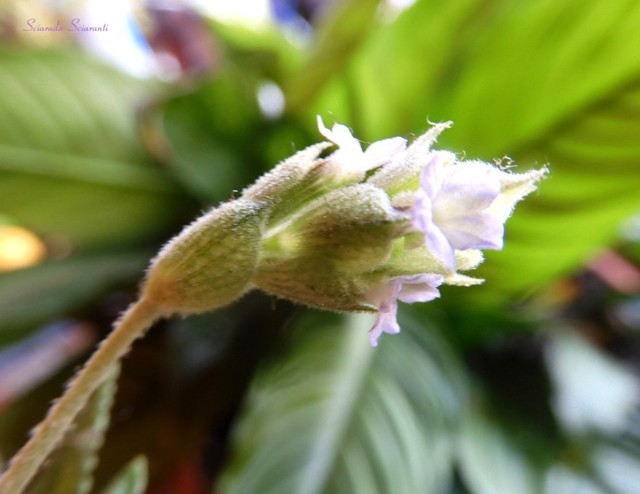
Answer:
[
  {"xmin": 368, "ymin": 121, "xmax": 452, "ymax": 196},
  {"xmin": 252, "ymin": 256, "xmax": 376, "ymax": 313},
  {"xmin": 142, "ymin": 198, "xmax": 267, "ymax": 315},
  {"xmin": 275, "ymin": 184, "xmax": 408, "ymax": 269},
  {"xmin": 253, "ymin": 184, "xmax": 408, "ymax": 311},
  {"xmin": 242, "ymin": 142, "xmax": 357, "ymax": 229}
]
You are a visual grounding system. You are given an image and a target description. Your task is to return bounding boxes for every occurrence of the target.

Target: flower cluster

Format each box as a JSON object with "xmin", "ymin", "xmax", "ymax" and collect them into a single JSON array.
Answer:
[
  {"xmin": 316, "ymin": 118, "xmax": 545, "ymax": 345},
  {"xmin": 144, "ymin": 117, "xmax": 544, "ymax": 346}
]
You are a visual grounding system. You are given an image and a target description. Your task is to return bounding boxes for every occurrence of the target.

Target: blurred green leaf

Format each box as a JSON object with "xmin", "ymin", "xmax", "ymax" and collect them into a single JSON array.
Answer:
[
  {"xmin": 435, "ymin": 0, "xmax": 640, "ymax": 157},
  {"xmin": 434, "ymin": 0, "xmax": 640, "ymax": 303},
  {"xmin": 285, "ymin": 0, "xmax": 381, "ymax": 114},
  {"xmin": 457, "ymin": 412, "xmax": 539, "ymax": 494},
  {"xmin": 212, "ymin": 21, "xmax": 303, "ymax": 81},
  {"xmin": 26, "ymin": 364, "xmax": 120, "ymax": 494},
  {"xmin": 477, "ymin": 81, "xmax": 640, "ymax": 302},
  {"xmin": 544, "ymin": 465, "xmax": 607, "ymax": 494},
  {"xmin": 328, "ymin": 0, "xmax": 482, "ymax": 137},
  {"xmin": 0, "ymin": 253, "xmax": 148, "ymax": 343},
  {"xmin": 217, "ymin": 311, "xmax": 465, "ymax": 494},
  {"xmin": 158, "ymin": 73, "xmax": 263, "ymax": 202},
  {"xmin": 99, "ymin": 456, "xmax": 148, "ymax": 494},
  {"xmin": 0, "ymin": 48, "xmax": 188, "ymax": 251}
]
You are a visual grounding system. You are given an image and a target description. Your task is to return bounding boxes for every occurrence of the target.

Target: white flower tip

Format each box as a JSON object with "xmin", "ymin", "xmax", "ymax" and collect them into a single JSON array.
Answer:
[
  {"xmin": 316, "ymin": 115, "xmax": 357, "ymax": 147},
  {"xmin": 427, "ymin": 119, "xmax": 453, "ymax": 132},
  {"xmin": 316, "ymin": 115, "xmax": 329, "ymax": 138}
]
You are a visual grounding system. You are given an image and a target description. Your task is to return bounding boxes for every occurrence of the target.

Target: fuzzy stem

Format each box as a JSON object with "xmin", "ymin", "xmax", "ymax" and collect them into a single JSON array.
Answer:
[{"xmin": 0, "ymin": 297, "xmax": 160, "ymax": 494}]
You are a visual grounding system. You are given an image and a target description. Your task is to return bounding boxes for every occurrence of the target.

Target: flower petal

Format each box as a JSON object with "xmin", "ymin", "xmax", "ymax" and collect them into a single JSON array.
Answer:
[
  {"xmin": 369, "ymin": 300, "xmax": 400, "ymax": 346},
  {"xmin": 361, "ymin": 137, "xmax": 407, "ymax": 170},
  {"xmin": 367, "ymin": 274, "xmax": 443, "ymax": 345},
  {"xmin": 316, "ymin": 115, "xmax": 363, "ymax": 169},
  {"xmin": 433, "ymin": 162, "xmax": 501, "ymax": 216},
  {"xmin": 397, "ymin": 274, "xmax": 444, "ymax": 303},
  {"xmin": 438, "ymin": 211, "xmax": 504, "ymax": 250},
  {"xmin": 424, "ymin": 220, "xmax": 456, "ymax": 271},
  {"xmin": 419, "ymin": 152, "xmax": 449, "ymax": 199}
]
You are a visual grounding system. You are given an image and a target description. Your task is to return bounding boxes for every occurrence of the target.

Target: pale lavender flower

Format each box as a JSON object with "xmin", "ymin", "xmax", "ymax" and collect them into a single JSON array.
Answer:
[
  {"xmin": 252, "ymin": 118, "xmax": 544, "ymax": 346},
  {"xmin": 317, "ymin": 116, "xmax": 406, "ymax": 174},
  {"xmin": 368, "ymin": 274, "xmax": 444, "ymax": 346},
  {"xmin": 411, "ymin": 152, "xmax": 509, "ymax": 271}
]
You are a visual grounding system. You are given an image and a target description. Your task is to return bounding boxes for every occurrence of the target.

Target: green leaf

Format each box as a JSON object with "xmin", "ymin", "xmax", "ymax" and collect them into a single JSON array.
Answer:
[
  {"xmin": 99, "ymin": 456, "xmax": 148, "ymax": 494},
  {"xmin": 430, "ymin": 0, "xmax": 640, "ymax": 302},
  {"xmin": 0, "ymin": 253, "xmax": 148, "ymax": 343},
  {"xmin": 212, "ymin": 21, "xmax": 303, "ymax": 79},
  {"xmin": 0, "ymin": 48, "xmax": 187, "ymax": 251},
  {"xmin": 25, "ymin": 364, "xmax": 120, "ymax": 494},
  {"xmin": 340, "ymin": 0, "xmax": 483, "ymax": 138},
  {"xmin": 434, "ymin": 0, "xmax": 640, "ymax": 158},
  {"xmin": 158, "ymin": 74, "xmax": 261, "ymax": 202},
  {"xmin": 474, "ymin": 81, "xmax": 640, "ymax": 302},
  {"xmin": 457, "ymin": 413, "xmax": 539, "ymax": 494},
  {"xmin": 217, "ymin": 311, "xmax": 466, "ymax": 494},
  {"xmin": 285, "ymin": 0, "xmax": 381, "ymax": 114}
]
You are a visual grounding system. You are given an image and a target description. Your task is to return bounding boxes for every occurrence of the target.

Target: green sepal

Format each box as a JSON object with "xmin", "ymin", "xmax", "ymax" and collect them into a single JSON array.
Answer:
[
  {"xmin": 253, "ymin": 184, "xmax": 411, "ymax": 312},
  {"xmin": 253, "ymin": 254, "xmax": 384, "ymax": 313},
  {"xmin": 368, "ymin": 122, "xmax": 452, "ymax": 196},
  {"xmin": 143, "ymin": 198, "xmax": 267, "ymax": 315},
  {"xmin": 243, "ymin": 143, "xmax": 352, "ymax": 229},
  {"xmin": 264, "ymin": 184, "xmax": 408, "ymax": 273}
]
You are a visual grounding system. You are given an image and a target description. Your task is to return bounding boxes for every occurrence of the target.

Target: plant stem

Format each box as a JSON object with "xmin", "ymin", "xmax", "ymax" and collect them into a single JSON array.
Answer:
[{"xmin": 0, "ymin": 297, "xmax": 160, "ymax": 494}]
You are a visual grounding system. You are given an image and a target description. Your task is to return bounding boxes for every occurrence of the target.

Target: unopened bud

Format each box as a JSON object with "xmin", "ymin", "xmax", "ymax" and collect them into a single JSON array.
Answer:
[
  {"xmin": 142, "ymin": 198, "xmax": 267, "ymax": 315},
  {"xmin": 253, "ymin": 184, "xmax": 408, "ymax": 311}
]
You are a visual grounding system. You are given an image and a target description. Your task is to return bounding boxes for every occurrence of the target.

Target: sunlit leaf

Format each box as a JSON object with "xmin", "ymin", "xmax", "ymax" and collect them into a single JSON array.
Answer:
[
  {"xmin": 0, "ymin": 49, "xmax": 188, "ymax": 251},
  {"xmin": 339, "ymin": 0, "xmax": 482, "ymax": 138},
  {"xmin": 476, "ymin": 81, "xmax": 640, "ymax": 301}
]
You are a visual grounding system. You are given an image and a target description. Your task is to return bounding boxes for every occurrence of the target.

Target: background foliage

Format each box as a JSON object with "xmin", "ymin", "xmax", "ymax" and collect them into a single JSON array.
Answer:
[{"xmin": 1, "ymin": 0, "xmax": 640, "ymax": 492}]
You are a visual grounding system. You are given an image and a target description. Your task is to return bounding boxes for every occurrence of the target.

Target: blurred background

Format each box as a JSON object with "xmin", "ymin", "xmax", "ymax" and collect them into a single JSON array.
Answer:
[{"xmin": 1, "ymin": 0, "xmax": 640, "ymax": 493}]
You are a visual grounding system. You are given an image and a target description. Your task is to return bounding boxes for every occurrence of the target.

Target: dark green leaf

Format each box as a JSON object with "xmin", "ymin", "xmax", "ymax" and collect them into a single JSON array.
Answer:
[
  {"xmin": 0, "ymin": 49, "xmax": 187, "ymax": 251},
  {"xmin": 0, "ymin": 253, "xmax": 148, "ymax": 343},
  {"xmin": 217, "ymin": 311, "xmax": 465, "ymax": 494}
]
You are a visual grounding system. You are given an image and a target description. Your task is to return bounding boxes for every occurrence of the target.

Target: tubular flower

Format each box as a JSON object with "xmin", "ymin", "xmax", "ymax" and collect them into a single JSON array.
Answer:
[{"xmin": 411, "ymin": 152, "xmax": 506, "ymax": 270}]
